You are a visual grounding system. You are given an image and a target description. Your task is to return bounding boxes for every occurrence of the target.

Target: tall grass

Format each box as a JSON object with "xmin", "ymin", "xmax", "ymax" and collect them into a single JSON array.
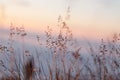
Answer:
[{"xmin": 0, "ymin": 8, "xmax": 120, "ymax": 80}]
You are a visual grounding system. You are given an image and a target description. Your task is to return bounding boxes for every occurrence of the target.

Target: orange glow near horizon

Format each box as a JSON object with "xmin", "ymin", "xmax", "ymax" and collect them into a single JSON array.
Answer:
[{"xmin": 0, "ymin": 0, "xmax": 120, "ymax": 40}]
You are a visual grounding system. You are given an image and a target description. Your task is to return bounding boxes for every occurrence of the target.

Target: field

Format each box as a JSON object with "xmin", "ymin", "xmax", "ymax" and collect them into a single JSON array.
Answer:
[
  {"xmin": 0, "ymin": 20, "xmax": 120, "ymax": 80},
  {"xmin": 0, "ymin": 0, "xmax": 120, "ymax": 80}
]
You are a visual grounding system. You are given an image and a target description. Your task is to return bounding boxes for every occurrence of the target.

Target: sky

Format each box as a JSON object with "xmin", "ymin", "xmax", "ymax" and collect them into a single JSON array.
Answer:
[{"xmin": 0, "ymin": 0, "xmax": 120, "ymax": 39}]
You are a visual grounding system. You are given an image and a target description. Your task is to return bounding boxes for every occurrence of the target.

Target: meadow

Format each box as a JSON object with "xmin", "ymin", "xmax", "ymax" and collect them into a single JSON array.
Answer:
[
  {"xmin": 0, "ymin": 16, "xmax": 120, "ymax": 80},
  {"xmin": 0, "ymin": 2, "xmax": 120, "ymax": 80}
]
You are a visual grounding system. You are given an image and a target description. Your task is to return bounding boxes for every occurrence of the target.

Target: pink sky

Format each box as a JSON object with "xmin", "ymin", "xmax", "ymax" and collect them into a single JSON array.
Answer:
[{"xmin": 0, "ymin": 0, "xmax": 120, "ymax": 39}]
